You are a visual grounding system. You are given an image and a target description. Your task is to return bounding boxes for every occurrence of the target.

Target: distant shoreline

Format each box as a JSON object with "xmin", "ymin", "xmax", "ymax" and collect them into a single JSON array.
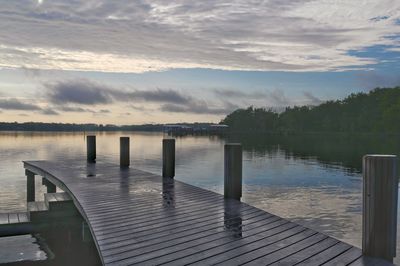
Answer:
[{"xmin": 0, "ymin": 122, "xmax": 214, "ymax": 132}]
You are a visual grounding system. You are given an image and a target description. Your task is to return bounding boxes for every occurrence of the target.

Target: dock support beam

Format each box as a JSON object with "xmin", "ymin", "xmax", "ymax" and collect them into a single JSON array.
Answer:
[
  {"xmin": 362, "ymin": 154, "xmax": 398, "ymax": 263},
  {"xmin": 87, "ymin": 135, "xmax": 96, "ymax": 163},
  {"xmin": 46, "ymin": 180, "xmax": 56, "ymax": 193},
  {"xmin": 26, "ymin": 169, "xmax": 35, "ymax": 202},
  {"xmin": 120, "ymin": 137, "xmax": 130, "ymax": 168},
  {"xmin": 162, "ymin": 139, "xmax": 175, "ymax": 178},
  {"xmin": 224, "ymin": 143, "xmax": 242, "ymax": 201}
]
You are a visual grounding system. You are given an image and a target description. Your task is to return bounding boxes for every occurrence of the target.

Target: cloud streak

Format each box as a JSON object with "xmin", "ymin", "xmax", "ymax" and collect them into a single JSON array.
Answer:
[
  {"xmin": 45, "ymin": 79, "xmax": 192, "ymax": 105},
  {"xmin": 0, "ymin": 98, "xmax": 41, "ymax": 111}
]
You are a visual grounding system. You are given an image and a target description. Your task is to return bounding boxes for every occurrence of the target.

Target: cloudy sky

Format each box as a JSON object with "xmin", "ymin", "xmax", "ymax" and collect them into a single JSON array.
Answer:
[{"xmin": 0, "ymin": 0, "xmax": 399, "ymax": 124}]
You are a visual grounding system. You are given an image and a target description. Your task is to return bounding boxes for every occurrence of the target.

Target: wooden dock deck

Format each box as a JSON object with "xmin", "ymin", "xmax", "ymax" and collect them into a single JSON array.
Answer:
[{"xmin": 23, "ymin": 160, "xmax": 392, "ymax": 266}]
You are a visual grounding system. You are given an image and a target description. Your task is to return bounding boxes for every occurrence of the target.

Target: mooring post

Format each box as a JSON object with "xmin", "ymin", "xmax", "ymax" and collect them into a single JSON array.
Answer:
[
  {"xmin": 224, "ymin": 143, "xmax": 242, "ymax": 201},
  {"xmin": 25, "ymin": 169, "xmax": 35, "ymax": 202},
  {"xmin": 362, "ymin": 154, "xmax": 398, "ymax": 262},
  {"xmin": 87, "ymin": 135, "xmax": 96, "ymax": 163},
  {"xmin": 120, "ymin": 137, "xmax": 130, "ymax": 168},
  {"xmin": 162, "ymin": 139, "xmax": 175, "ymax": 178}
]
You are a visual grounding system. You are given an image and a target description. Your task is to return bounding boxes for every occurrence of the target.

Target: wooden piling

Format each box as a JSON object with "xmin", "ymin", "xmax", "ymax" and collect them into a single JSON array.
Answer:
[
  {"xmin": 25, "ymin": 169, "xmax": 35, "ymax": 202},
  {"xmin": 362, "ymin": 154, "xmax": 398, "ymax": 262},
  {"xmin": 162, "ymin": 139, "xmax": 175, "ymax": 178},
  {"xmin": 224, "ymin": 143, "xmax": 242, "ymax": 201},
  {"xmin": 87, "ymin": 135, "xmax": 96, "ymax": 162},
  {"xmin": 120, "ymin": 137, "xmax": 130, "ymax": 168}
]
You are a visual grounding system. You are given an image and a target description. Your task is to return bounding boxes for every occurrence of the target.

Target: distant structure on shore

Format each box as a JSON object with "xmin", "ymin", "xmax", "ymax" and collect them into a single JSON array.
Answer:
[{"xmin": 164, "ymin": 124, "xmax": 229, "ymax": 136}]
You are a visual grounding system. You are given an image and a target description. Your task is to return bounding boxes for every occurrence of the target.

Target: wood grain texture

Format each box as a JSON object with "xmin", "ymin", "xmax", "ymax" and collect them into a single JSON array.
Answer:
[{"xmin": 23, "ymin": 160, "xmax": 393, "ymax": 266}]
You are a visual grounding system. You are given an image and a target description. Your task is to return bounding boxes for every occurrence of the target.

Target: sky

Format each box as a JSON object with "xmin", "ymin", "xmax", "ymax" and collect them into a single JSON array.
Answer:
[{"xmin": 0, "ymin": 0, "xmax": 400, "ymax": 124}]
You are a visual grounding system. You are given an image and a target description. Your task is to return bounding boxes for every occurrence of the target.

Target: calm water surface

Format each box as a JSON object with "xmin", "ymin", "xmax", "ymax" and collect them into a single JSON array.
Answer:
[{"xmin": 0, "ymin": 131, "xmax": 400, "ymax": 263}]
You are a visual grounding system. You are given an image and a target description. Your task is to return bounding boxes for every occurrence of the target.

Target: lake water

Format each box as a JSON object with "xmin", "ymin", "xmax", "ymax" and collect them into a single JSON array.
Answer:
[{"xmin": 0, "ymin": 131, "xmax": 399, "ymax": 264}]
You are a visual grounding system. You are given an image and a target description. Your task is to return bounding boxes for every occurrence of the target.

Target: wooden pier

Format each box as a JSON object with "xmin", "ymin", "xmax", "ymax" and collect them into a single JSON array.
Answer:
[{"xmin": 22, "ymin": 158, "xmax": 393, "ymax": 266}]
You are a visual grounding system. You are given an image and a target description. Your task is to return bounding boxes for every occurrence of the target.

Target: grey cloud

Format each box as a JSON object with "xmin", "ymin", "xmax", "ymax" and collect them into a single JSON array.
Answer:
[
  {"xmin": 269, "ymin": 89, "xmax": 290, "ymax": 106},
  {"xmin": 45, "ymin": 79, "xmax": 191, "ymax": 105},
  {"xmin": 303, "ymin": 91, "xmax": 324, "ymax": 105},
  {"xmin": 41, "ymin": 108, "xmax": 59, "ymax": 115},
  {"xmin": 112, "ymin": 89, "xmax": 191, "ymax": 104},
  {"xmin": 57, "ymin": 105, "xmax": 111, "ymax": 114},
  {"xmin": 213, "ymin": 89, "xmax": 267, "ymax": 99},
  {"xmin": 0, "ymin": 98, "xmax": 41, "ymax": 110},
  {"xmin": 46, "ymin": 80, "xmax": 112, "ymax": 105},
  {"xmin": 356, "ymin": 71, "xmax": 400, "ymax": 90},
  {"xmin": 214, "ymin": 88, "xmax": 299, "ymax": 108},
  {"xmin": 57, "ymin": 106, "xmax": 92, "ymax": 112},
  {"xmin": 133, "ymin": 89, "xmax": 190, "ymax": 104},
  {"xmin": 161, "ymin": 100, "xmax": 237, "ymax": 115},
  {"xmin": 21, "ymin": 66, "xmax": 41, "ymax": 78}
]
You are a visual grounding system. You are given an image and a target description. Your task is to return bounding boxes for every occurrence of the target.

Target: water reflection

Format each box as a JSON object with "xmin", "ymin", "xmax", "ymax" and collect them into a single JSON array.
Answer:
[
  {"xmin": 162, "ymin": 179, "xmax": 175, "ymax": 208},
  {"xmin": 227, "ymin": 132, "xmax": 400, "ymax": 173},
  {"xmin": 0, "ymin": 216, "xmax": 101, "ymax": 265},
  {"xmin": 1, "ymin": 131, "xmax": 400, "ymax": 263},
  {"xmin": 224, "ymin": 199, "xmax": 242, "ymax": 238}
]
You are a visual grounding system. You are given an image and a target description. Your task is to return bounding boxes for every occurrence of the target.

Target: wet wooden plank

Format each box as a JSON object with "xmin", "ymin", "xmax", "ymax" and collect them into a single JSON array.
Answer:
[
  {"xmin": 17, "ymin": 212, "xmax": 29, "ymax": 223},
  {"xmin": 27, "ymin": 202, "xmax": 38, "ymax": 212},
  {"xmin": 103, "ymin": 211, "xmax": 279, "ymax": 264},
  {"xmin": 0, "ymin": 213, "xmax": 8, "ymax": 224},
  {"xmin": 166, "ymin": 220, "xmax": 297, "ymax": 266},
  {"xmin": 102, "ymin": 211, "xmax": 273, "ymax": 257},
  {"xmin": 8, "ymin": 213, "xmax": 19, "ymax": 224},
  {"xmin": 36, "ymin": 202, "xmax": 48, "ymax": 211},
  {"xmin": 349, "ymin": 256, "xmax": 392, "ymax": 266},
  {"xmin": 98, "ymin": 208, "xmax": 260, "ymax": 247},
  {"xmin": 22, "ymin": 160, "xmax": 391, "ymax": 266},
  {"xmin": 296, "ymin": 242, "xmax": 353, "ymax": 265},
  {"xmin": 252, "ymin": 235, "xmax": 336, "ymax": 265},
  {"xmin": 322, "ymin": 247, "xmax": 362, "ymax": 265},
  {"xmin": 45, "ymin": 193, "xmax": 57, "ymax": 202}
]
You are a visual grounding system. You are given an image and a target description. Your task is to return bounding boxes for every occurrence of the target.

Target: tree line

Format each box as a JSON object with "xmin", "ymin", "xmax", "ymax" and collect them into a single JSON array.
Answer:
[
  {"xmin": 221, "ymin": 87, "xmax": 400, "ymax": 133},
  {"xmin": 0, "ymin": 122, "xmax": 164, "ymax": 131}
]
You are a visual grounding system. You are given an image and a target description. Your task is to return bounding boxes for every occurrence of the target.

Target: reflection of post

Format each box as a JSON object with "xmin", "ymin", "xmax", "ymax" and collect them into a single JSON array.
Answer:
[
  {"xmin": 120, "ymin": 137, "xmax": 130, "ymax": 168},
  {"xmin": 224, "ymin": 143, "xmax": 242, "ymax": 201},
  {"xmin": 362, "ymin": 154, "xmax": 398, "ymax": 263},
  {"xmin": 224, "ymin": 199, "xmax": 242, "ymax": 238},
  {"xmin": 162, "ymin": 178, "xmax": 175, "ymax": 208},
  {"xmin": 162, "ymin": 139, "xmax": 175, "ymax": 178},
  {"xmin": 26, "ymin": 169, "xmax": 35, "ymax": 202},
  {"xmin": 87, "ymin": 135, "xmax": 96, "ymax": 163}
]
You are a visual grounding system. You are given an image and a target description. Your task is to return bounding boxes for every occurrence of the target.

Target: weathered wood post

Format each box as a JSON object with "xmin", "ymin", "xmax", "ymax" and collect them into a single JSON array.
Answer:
[
  {"xmin": 162, "ymin": 139, "xmax": 175, "ymax": 178},
  {"xmin": 224, "ymin": 143, "xmax": 242, "ymax": 201},
  {"xmin": 26, "ymin": 170, "xmax": 35, "ymax": 202},
  {"xmin": 120, "ymin": 137, "xmax": 130, "ymax": 168},
  {"xmin": 87, "ymin": 135, "xmax": 96, "ymax": 162},
  {"xmin": 362, "ymin": 154, "xmax": 398, "ymax": 262}
]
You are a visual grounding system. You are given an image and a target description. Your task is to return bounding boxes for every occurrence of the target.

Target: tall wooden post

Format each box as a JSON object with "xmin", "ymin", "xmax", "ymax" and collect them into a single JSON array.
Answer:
[
  {"xmin": 26, "ymin": 169, "xmax": 35, "ymax": 202},
  {"xmin": 87, "ymin": 135, "xmax": 96, "ymax": 163},
  {"xmin": 120, "ymin": 137, "xmax": 130, "ymax": 168},
  {"xmin": 224, "ymin": 143, "xmax": 242, "ymax": 201},
  {"xmin": 162, "ymin": 139, "xmax": 175, "ymax": 178},
  {"xmin": 362, "ymin": 154, "xmax": 398, "ymax": 262}
]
